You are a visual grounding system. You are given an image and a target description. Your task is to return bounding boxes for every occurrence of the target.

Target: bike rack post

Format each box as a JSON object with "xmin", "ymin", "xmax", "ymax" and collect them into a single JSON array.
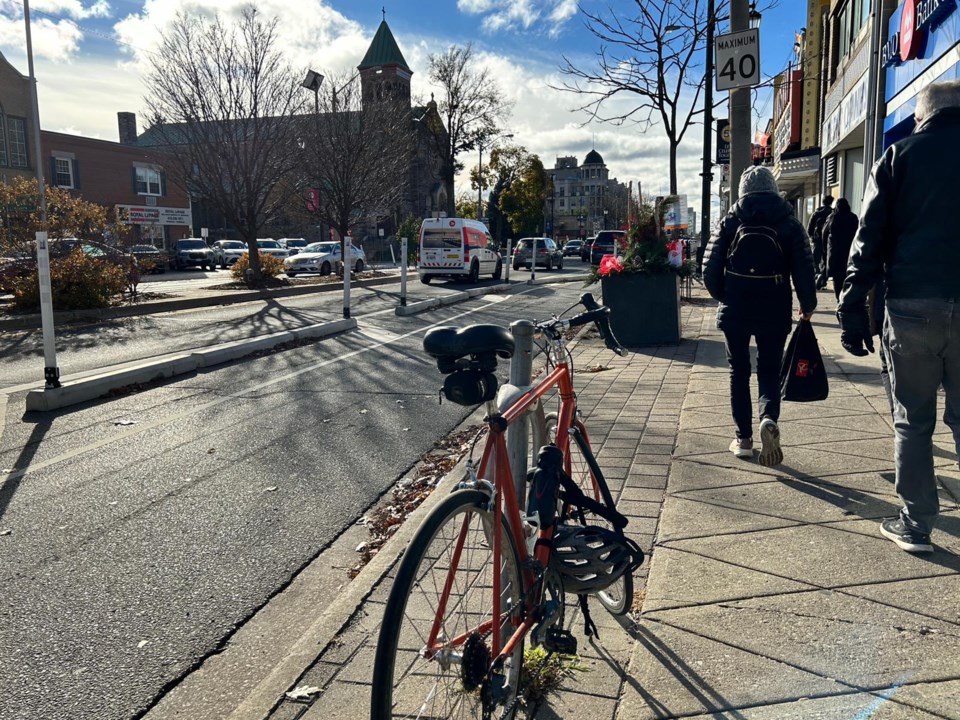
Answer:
[
  {"xmin": 400, "ymin": 237, "xmax": 408, "ymax": 307},
  {"xmin": 343, "ymin": 240, "xmax": 352, "ymax": 319},
  {"xmin": 504, "ymin": 239, "xmax": 512, "ymax": 282},
  {"xmin": 508, "ymin": 320, "xmax": 534, "ymax": 508},
  {"xmin": 528, "ymin": 238, "xmax": 537, "ymax": 284}
]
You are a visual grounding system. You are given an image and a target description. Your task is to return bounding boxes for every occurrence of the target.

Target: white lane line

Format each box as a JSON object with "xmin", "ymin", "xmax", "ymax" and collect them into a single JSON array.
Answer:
[{"xmin": 1, "ymin": 288, "xmax": 543, "ymax": 484}]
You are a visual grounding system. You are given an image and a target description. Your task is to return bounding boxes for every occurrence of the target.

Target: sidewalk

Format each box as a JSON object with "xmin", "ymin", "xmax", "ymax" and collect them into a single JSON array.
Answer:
[{"xmin": 168, "ymin": 286, "xmax": 960, "ymax": 719}]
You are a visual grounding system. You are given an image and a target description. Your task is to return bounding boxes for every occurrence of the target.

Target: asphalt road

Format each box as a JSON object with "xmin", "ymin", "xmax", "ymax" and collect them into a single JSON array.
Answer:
[{"xmin": 0, "ymin": 278, "xmax": 591, "ymax": 720}]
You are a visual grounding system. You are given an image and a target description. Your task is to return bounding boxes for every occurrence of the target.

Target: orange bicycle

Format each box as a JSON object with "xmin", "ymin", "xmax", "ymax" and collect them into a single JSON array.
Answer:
[{"xmin": 371, "ymin": 293, "xmax": 644, "ymax": 719}]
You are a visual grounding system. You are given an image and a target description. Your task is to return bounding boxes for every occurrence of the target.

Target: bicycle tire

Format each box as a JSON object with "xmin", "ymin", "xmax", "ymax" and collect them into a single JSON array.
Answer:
[
  {"xmin": 544, "ymin": 413, "xmax": 634, "ymax": 616},
  {"xmin": 371, "ymin": 489, "xmax": 524, "ymax": 720}
]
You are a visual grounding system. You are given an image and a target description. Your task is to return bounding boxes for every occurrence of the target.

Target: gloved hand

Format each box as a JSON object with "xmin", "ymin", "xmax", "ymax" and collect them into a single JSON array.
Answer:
[{"xmin": 836, "ymin": 307, "xmax": 875, "ymax": 357}]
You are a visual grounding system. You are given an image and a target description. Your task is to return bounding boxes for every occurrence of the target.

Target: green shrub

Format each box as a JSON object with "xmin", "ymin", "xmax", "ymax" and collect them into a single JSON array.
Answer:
[
  {"xmin": 230, "ymin": 251, "xmax": 286, "ymax": 281},
  {"xmin": 10, "ymin": 249, "xmax": 127, "ymax": 312}
]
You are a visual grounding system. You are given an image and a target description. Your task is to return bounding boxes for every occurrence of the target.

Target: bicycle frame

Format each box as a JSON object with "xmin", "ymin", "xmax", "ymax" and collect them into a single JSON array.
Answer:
[{"xmin": 424, "ymin": 355, "xmax": 592, "ymax": 669}]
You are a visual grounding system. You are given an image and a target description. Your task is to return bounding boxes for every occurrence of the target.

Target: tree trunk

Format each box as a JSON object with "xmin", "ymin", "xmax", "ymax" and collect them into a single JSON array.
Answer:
[
  {"xmin": 669, "ymin": 142, "xmax": 679, "ymax": 195},
  {"xmin": 245, "ymin": 232, "xmax": 262, "ymax": 284}
]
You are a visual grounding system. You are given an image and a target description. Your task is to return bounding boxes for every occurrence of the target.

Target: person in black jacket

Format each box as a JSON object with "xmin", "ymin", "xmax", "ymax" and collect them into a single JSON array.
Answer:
[
  {"xmin": 823, "ymin": 198, "xmax": 859, "ymax": 300},
  {"xmin": 807, "ymin": 195, "xmax": 833, "ymax": 286},
  {"xmin": 838, "ymin": 80, "xmax": 960, "ymax": 554},
  {"xmin": 704, "ymin": 166, "xmax": 818, "ymax": 466}
]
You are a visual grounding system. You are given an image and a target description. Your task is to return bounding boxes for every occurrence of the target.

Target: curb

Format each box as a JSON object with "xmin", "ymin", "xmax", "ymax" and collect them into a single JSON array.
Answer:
[
  {"xmin": 24, "ymin": 318, "xmax": 358, "ymax": 412},
  {"xmin": 0, "ymin": 275, "xmax": 399, "ymax": 331},
  {"xmin": 395, "ymin": 283, "xmax": 511, "ymax": 316}
]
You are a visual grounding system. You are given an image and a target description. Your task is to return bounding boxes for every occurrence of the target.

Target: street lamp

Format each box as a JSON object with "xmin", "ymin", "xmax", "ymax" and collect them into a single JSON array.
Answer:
[
  {"xmin": 603, "ymin": 209, "xmax": 609, "ymax": 230},
  {"xmin": 478, "ymin": 132, "xmax": 513, "ymax": 221},
  {"xmin": 302, "ymin": 70, "xmax": 325, "ymax": 240},
  {"xmin": 749, "ymin": 2, "xmax": 762, "ymax": 30}
]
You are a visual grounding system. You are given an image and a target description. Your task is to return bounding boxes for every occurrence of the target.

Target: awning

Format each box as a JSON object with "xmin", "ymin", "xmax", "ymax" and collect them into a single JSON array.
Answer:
[{"xmin": 773, "ymin": 149, "xmax": 820, "ymax": 193}]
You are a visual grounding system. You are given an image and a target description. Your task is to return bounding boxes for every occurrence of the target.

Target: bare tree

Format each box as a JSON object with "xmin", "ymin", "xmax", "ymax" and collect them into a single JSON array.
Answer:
[
  {"xmin": 303, "ymin": 72, "xmax": 413, "ymax": 267},
  {"xmin": 558, "ymin": 0, "xmax": 730, "ymax": 194},
  {"xmin": 427, "ymin": 44, "xmax": 511, "ymax": 216},
  {"xmin": 144, "ymin": 7, "xmax": 307, "ymax": 281}
]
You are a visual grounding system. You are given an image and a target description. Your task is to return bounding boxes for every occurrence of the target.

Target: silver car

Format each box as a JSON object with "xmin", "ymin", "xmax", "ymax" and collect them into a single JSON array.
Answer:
[
  {"xmin": 283, "ymin": 241, "xmax": 366, "ymax": 276},
  {"xmin": 211, "ymin": 240, "xmax": 247, "ymax": 268},
  {"xmin": 255, "ymin": 239, "xmax": 290, "ymax": 259}
]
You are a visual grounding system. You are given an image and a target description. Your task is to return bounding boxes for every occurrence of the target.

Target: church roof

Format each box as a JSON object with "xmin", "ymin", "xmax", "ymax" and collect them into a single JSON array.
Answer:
[
  {"xmin": 584, "ymin": 149, "xmax": 604, "ymax": 165},
  {"xmin": 358, "ymin": 21, "xmax": 411, "ymax": 73}
]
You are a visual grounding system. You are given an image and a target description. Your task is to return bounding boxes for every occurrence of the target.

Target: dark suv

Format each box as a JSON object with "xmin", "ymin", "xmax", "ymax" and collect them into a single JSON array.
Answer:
[
  {"xmin": 171, "ymin": 238, "xmax": 215, "ymax": 271},
  {"xmin": 513, "ymin": 237, "xmax": 563, "ymax": 270},
  {"xmin": 589, "ymin": 230, "xmax": 627, "ymax": 265}
]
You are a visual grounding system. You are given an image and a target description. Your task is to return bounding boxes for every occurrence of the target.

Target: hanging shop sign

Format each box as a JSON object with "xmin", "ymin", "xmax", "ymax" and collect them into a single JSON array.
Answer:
[{"xmin": 882, "ymin": 0, "xmax": 958, "ymax": 66}]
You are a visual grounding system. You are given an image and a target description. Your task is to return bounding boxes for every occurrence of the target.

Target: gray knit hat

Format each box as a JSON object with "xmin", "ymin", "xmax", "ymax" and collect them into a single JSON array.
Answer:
[{"xmin": 739, "ymin": 165, "xmax": 779, "ymax": 196}]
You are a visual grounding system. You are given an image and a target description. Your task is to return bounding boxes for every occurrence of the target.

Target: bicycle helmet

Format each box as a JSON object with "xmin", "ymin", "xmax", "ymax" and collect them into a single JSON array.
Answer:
[{"xmin": 549, "ymin": 524, "xmax": 643, "ymax": 594}]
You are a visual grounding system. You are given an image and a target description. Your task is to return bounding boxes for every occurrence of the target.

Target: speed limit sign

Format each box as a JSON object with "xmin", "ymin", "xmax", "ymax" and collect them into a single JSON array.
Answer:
[{"xmin": 715, "ymin": 29, "xmax": 761, "ymax": 91}]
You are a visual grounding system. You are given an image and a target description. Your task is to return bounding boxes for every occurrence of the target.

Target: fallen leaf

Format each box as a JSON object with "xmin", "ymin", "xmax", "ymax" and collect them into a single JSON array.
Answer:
[
  {"xmin": 114, "ymin": 419, "xmax": 138, "ymax": 426},
  {"xmin": 403, "ymin": 427, "xmax": 410, "ymax": 431},
  {"xmin": 207, "ymin": 448, "xmax": 216, "ymax": 454},
  {"xmin": 322, "ymin": 419, "xmax": 331, "ymax": 423},
  {"xmin": 359, "ymin": 409, "xmax": 368, "ymax": 415},
  {"xmin": 265, "ymin": 486, "xmax": 278, "ymax": 492},
  {"xmin": 0, "ymin": 529, "xmax": 11, "ymax": 536},
  {"xmin": 286, "ymin": 685, "xmax": 323, "ymax": 702},
  {"xmin": 137, "ymin": 640, "xmax": 149, "ymax": 648}
]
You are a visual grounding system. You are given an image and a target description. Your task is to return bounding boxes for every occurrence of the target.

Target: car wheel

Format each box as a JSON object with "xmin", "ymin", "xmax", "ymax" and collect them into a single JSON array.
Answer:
[
  {"xmin": 321, "ymin": 261, "xmax": 331, "ymax": 276},
  {"xmin": 558, "ymin": 257, "xmax": 564, "ymax": 270},
  {"xmin": 287, "ymin": 271, "xmax": 297, "ymax": 278},
  {"xmin": 513, "ymin": 263, "xmax": 520, "ymax": 271},
  {"xmin": 492, "ymin": 259, "xmax": 502, "ymax": 280},
  {"xmin": 420, "ymin": 274, "xmax": 432, "ymax": 284},
  {"xmin": 468, "ymin": 260, "xmax": 479, "ymax": 284},
  {"xmin": 355, "ymin": 259, "xmax": 364, "ymax": 273},
  {"xmin": 545, "ymin": 257, "xmax": 552, "ymax": 271}
]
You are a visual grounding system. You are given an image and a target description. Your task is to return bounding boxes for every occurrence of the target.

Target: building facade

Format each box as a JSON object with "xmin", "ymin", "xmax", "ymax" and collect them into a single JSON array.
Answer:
[
  {"xmin": 0, "ymin": 52, "xmax": 39, "ymax": 185},
  {"xmin": 547, "ymin": 151, "xmax": 627, "ymax": 240}
]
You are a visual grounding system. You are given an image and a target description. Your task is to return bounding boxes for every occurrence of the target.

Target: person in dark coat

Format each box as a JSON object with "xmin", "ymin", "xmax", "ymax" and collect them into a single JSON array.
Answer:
[
  {"xmin": 704, "ymin": 166, "xmax": 818, "ymax": 466},
  {"xmin": 838, "ymin": 80, "xmax": 960, "ymax": 554},
  {"xmin": 823, "ymin": 198, "xmax": 859, "ymax": 300},
  {"xmin": 807, "ymin": 195, "xmax": 833, "ymax": 286}
]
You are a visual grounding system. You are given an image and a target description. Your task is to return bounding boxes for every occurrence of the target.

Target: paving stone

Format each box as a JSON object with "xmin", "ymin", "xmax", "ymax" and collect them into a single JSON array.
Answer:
[
  {"xmin": 655, "ymin": 494, "xmax": 801, "ymax": 543},
  {"xmin": 675, "ymin": 691, "xmax": 948, "ymax": 719},
  {"xmin": 839, "ymin": 575, "xmax": 960, "ymax": 627}
]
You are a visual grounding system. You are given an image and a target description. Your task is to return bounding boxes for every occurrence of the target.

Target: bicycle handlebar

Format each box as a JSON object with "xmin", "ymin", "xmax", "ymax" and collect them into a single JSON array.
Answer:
[{"xmin": 574, "ymin": 293, "xmax": 626, "ymax": 356}]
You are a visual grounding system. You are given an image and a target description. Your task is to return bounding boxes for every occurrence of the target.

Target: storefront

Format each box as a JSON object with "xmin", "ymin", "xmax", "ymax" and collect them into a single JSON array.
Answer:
[{"xmin": 883, "ymin": 0, "xmax": 960, "ymax": 147}]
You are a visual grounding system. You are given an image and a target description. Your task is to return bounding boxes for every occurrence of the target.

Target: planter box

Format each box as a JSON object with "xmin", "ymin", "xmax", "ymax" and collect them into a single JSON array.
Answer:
[{"xmin": 600, "ymin": 273, "xmax": 681, "ymax": 346}]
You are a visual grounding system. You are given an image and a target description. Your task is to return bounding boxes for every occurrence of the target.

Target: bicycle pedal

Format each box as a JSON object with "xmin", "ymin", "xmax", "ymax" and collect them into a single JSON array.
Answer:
[{"xmin": 543, "ymin": 628, "xmax": 577, "ymax": 655}]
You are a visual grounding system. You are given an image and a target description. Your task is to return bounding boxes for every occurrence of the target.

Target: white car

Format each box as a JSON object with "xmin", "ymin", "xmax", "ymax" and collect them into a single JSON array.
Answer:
[
  {"xmin": 254, "ymin": 239, "xmax": 290, "ymax": 259},
  {"xmin": 211, "ymin": 240, "xmax": 247, "ymax": 268},
  {"xmin": 283, "ymin": 241, "xmax": 366, "ymax": 277}
]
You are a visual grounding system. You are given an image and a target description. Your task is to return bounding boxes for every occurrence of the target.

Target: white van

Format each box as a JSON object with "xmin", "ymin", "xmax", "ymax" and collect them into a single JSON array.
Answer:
[{"xmin": 418, "ymin": 218, "xmax": 503, "ymax": 284}]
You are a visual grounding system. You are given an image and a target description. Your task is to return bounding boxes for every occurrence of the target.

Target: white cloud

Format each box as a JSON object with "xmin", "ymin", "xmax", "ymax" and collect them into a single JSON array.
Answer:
[
  {"xmin": 0, "ymin": 0, "xmax": 104, "ymax": 62},
  {"xmin": 33, "ymin": 0, "xmax": 111, "ymax": 20},
  {"xmin": 456, "ymin": 0, "xmax": 577, "ymax": 37}
]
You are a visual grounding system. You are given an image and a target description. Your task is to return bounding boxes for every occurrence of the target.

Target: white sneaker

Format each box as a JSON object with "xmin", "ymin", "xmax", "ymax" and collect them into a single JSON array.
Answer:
[
  {"xmin": 758, "ymin": 418, "xmax": 783, "ymax": 467},
  {"xmin": 729, "ymin": 437, "xmax": 754, "ymax": 459}
]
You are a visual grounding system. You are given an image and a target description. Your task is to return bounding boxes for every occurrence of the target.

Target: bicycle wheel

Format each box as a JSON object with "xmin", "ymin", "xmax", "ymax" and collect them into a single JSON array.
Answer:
[
  {"xmin": 371, "ymin": 489, "xmax": 525, "ymax": 720},
  {"xmin": 545, "ymin": 413, "xmax": 634, "ymax": 616}
]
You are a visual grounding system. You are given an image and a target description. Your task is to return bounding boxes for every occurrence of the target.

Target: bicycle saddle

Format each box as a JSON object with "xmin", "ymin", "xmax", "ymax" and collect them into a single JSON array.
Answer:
[{"xmin": 423, "ymin": 325, "xmax": 515, "ymax": 364}]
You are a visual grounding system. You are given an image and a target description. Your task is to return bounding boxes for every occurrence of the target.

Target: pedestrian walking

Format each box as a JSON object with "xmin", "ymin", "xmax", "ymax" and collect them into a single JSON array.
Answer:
[
  {"xmin": 704, "ymin": 166, "xmax": 818, "ymax": 466},
  {"xmin": 837, "ymin": 80, "xmax": 960, "ymax": 554},
  {"xmin": 824, "ymin": 198, "xmax": 859, "ymax": 300},
  {"xmin": 807, "ymin": 194, "xmax": 833, "ymax": 288}
]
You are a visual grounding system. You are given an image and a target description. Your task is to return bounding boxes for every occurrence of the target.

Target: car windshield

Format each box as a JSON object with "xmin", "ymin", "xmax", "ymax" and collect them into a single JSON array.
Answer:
[
  {"xmin": 131, "ymin": 245, "xmax": 158, "ymax": 252},
  {"xmin": 178, "ymin": 240, "xmax": 207, "ymax": 249},
  {"xmin": 307, "ymin": 242, "xmax": 339, "ymax": 254},
  {"xmin": 222, "ymin": 241, "xmax": 245, "ymax": 249},
  {"xmin": 285, "ymin": 239, "xmax": 307, "ymax": 247},
  {"xmin": 422, "ymin": 230, "xmax": 461, "ymax": 249},
  {"xmin": 258, "ymin": 240, "xmax": 281, "ymax": 249}
]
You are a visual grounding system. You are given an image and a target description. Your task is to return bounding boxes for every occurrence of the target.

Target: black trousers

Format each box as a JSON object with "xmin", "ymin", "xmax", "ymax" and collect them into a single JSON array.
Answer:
[{"xmin": 722, "ymin": 325, "xmax": 789, "ymax": 439}]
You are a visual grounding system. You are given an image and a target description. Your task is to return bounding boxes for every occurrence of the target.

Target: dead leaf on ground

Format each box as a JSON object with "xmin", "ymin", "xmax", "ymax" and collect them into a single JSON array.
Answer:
[
  {"xmin": 265, "ymin": 486, "xmax": 278, "ymax": 492},
  {"xmin": 285, "ymin": 685, "xmax": 323, "ymax": 702},
  {"xmin": 113, "ymin": 419, "xmax": 138, "ymax": 426}
]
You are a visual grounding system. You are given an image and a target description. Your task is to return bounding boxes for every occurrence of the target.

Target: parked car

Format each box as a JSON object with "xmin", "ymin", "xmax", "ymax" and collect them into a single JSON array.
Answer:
[
  {"xmin": 562, "ymin": 239, "xmax": 582, "ymax": 257},
  {"xmin": 580, "ymin": 236, "xmax": 596, "ymax": 262},
  {"xmin": 283, "ymin": 241, "xmax": 366, "ymax": 276},
  {"xmin": 255, "ymin": 239, "xmax": 290, "ymax": 259},
  {"xmin": 171, "ymin": 238, "xmax": 215, "ymax": 271},
  {"xmin": 589, "ymin": 230, "xmax": 628, "ymax": 265},
  {"xmin": 512, "ymin": 237, "xmax": 563, "ymax": 271},
  {"xmin": 278, "ymin": 238, "xmax": 309, "ymax": 255},
  {"xmin": 211, "ymin": 240, "xmax": 247, "ymax": 268},
  {"xmin": 129, "ymin": 244, "xmax": 168, "ymax": 273},
  {"xmin": 417, "ymin": 217, "xmax": 501, "ymax": 284}
]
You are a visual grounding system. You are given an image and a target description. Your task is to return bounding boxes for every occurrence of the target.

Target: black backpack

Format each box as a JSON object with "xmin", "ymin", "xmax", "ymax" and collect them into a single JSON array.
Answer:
[{"xmin": 725, "ymin": 223, "xmax": 787, "ymax": 285}]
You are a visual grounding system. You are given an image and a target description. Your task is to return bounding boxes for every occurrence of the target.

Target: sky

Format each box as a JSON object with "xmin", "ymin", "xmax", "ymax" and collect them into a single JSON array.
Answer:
[{"xmin": 0, "ymin": 0, "xmax": 807, "ymax": 232}]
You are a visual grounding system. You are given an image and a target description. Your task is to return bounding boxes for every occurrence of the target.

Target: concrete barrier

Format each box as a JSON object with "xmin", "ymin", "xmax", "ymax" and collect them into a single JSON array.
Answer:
[
  {"xmin": 291, "ymin": 318, "xmax": 357, "ymax": 341},
  {"xmin": 25, "ymin": 354, "xmax": 198, "ymax": 412},
  {"xmin": 191, "ymin": 332, "xmax": 296, "ymax": 368}
]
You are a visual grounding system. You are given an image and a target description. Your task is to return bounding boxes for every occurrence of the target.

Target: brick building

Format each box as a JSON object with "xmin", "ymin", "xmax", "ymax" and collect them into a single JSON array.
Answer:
[{"xmin": 0, "ymin": 52, "xmax": 38, "ymax": 185}]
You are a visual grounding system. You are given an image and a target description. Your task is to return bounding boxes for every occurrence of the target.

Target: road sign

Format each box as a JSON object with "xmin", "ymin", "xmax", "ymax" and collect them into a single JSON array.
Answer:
[
  {"xmin": 715, "ymin": 29, "xmax": 761, "ymax": 91},
  {"xmin": 716, "ymin": 119, "xmax": 731, "ymax": 164}
]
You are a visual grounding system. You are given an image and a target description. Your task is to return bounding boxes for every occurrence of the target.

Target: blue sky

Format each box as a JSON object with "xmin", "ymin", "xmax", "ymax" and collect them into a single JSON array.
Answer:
[{"xmin": 0, "ymin": 0, "xmax": 809, "ymax": 229}]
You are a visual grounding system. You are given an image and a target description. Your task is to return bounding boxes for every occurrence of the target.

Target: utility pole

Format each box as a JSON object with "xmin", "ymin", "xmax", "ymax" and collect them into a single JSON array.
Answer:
[
  {"xmin": 728, "ymin": 0, "xmax": 751, "ymax": 207},
  {"xmin": 697, "ymin": 0, "xmax": 715, "ymax": 273}
]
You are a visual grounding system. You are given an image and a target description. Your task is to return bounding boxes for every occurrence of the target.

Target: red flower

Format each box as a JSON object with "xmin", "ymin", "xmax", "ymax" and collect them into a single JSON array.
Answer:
[{"xmin": 597, "ymin": 255, "xmax": 624, "ymax": 276}]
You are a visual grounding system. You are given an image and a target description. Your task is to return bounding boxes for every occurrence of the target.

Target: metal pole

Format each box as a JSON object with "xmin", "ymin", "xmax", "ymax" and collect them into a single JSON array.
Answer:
[
  {"xmin": 400, "ymin": 237, "xmax": 408, "ymax": 306},
  {"xmin": 529, "ymin": 238, "xmax": 537, "ymax": 283},
  {"xmin": 504, "ymin": 239, "xmax": 512, "ymax": 282},
  {"xmin": 25, "ymin": 0, "xmax": 59, "ymax": 388},
  {"xmin": 477, "ymin": 139, "xmax": 483, "ymax": 221},
  {"xmin": 697, "ymin": 0, "xmax": 715, "ymax": 274},
  {"xmin": 343, "ymin": 237, "xmax": 351, "ymax": 319},
  {"xmin": 507, "ymin": 320, "xmax": 534, "ymax": 507},
  {"xmin": 728, "ymin": 0, "xmax": 751, "ymax": 207}
]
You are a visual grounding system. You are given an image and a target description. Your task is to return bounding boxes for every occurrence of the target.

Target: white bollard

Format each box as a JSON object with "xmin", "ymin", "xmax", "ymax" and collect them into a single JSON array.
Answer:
[
  {"xmin": 400, "ymin": 237, "xmax": 408, "ymax": 307},
  {"xmin": 529, "ymin": 238, "xmax": 537, "ymax": 284},
  {"xmin": 36, "ymin": 231, "xmax": 60, "ymax": 388},
  {"xmin": 343, "ymin": 241, "xmax": 352, "ymax": 319},
  {"xmin": 505, "ymin": 239, "xmax": 512, "ymax": 282}
]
